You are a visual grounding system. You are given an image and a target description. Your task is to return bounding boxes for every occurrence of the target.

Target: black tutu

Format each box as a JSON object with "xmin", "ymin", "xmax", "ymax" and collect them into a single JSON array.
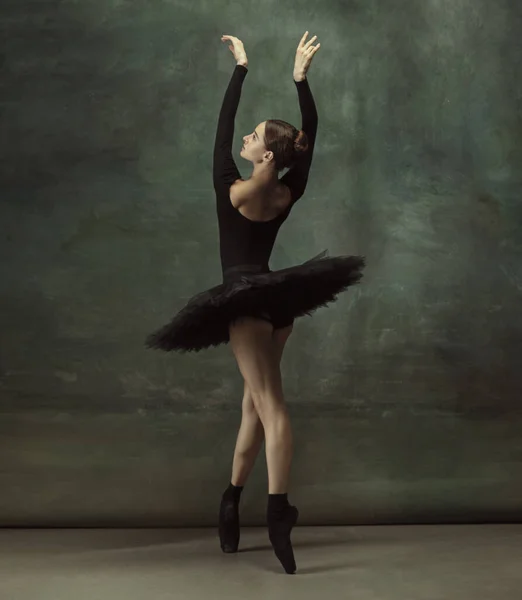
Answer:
[{"xmin": 145, "ymin": 250, "xmax": 366, "ymax": 353}]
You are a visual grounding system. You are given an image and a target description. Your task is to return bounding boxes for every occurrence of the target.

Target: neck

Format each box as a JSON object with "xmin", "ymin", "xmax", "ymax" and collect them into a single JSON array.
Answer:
[{"xmin": 250, "ymin": 161, "xmax": 279, "ymax": 188}]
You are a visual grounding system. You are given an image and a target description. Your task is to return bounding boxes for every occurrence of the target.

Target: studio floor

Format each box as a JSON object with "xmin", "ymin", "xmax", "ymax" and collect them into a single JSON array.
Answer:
[{"xmin": 0, "ymin": 524, "xmax": 520, "ymax": 600}]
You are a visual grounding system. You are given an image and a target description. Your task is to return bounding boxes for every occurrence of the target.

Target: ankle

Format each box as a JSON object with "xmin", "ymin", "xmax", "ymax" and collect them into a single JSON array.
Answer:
[
  {"xmin": 223, "ymin": 482, "xmax": 244, "ymax": 502},
  {"xmin": 267, "ymin": 492, "xmax": 290, "ymax": 515}
]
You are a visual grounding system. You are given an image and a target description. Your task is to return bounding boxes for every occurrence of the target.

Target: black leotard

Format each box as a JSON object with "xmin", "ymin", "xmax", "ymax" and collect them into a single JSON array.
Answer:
[{"xmin": 212, "ymin": 64, "xmax": 318, "ymax": 274}]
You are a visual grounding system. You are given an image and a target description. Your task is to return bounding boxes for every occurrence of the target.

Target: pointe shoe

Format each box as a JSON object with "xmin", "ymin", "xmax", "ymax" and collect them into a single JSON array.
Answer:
[
  {"xmin": 267, "ymin": 504, "xmax": 299, "ymax": 574},
  {"xmin": 219, "ymin": 497, "xmax": 240, "ymax": 553}
]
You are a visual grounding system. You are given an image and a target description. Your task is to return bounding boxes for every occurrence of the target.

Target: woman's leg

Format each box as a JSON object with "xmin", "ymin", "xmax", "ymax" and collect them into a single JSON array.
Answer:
[
  {"xmin": 228, "ymin": 317, "xmax": 293, "ymax": 494},
  {"xmin": 230, "ymin": 323, "xmax": 293, "ymax": 487},
  {"xmin": 230, "ymin": 382, "xmax": 265, "ymax": 487},
  {"xmin": 229, "ymin": 317, "xmax": 299, "ymax": 573}
]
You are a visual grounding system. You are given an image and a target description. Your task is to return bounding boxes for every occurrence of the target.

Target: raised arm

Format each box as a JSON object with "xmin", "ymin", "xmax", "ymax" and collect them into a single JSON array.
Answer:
[
  {"xmin": 280, "ymin": 75, "xmax": 318, "ymax": 203},
  {"xmin": 212, "ymin": 64, "xmax": 248, "ymax": 189},
  {"xmin": 280, "ymin": 31, "xmax": 321, "ymax": 203}
]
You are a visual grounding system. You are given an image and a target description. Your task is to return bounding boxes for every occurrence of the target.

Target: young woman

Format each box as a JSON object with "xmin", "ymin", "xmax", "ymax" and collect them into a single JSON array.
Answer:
[{"xmin": 146, "ymin": 31, "xmax": 365, "ymax": 574}]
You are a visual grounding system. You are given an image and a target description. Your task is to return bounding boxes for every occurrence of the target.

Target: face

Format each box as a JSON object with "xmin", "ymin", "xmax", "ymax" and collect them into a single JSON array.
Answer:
[{"xmin": 240, "ymin": 121, "xmax": 273, "ymax": 164}]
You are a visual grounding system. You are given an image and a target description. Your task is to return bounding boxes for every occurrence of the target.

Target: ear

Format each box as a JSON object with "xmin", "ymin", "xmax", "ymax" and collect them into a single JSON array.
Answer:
[{"xmin": 264, "ymin": 150, "xmax": 274, "ymax": 163}]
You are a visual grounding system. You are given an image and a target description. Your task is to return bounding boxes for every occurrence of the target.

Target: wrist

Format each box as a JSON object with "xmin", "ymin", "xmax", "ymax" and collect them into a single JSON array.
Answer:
[
  {"xmin": 237, "ymin": 61, "xmax": 248, "ymax": 68},
  {"xmin": 293, "ymin": 71, "xmax": 306, "ymax": 82}
]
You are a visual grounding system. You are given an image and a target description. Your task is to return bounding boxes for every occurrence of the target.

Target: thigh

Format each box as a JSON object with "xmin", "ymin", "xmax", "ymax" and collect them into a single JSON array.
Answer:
[
  {"xmin": 240, "ymin": 320, "xmax": 293, "ymax": 414},
  {"xmin": 229, "ymin": 317, "xmax": 284, "ymax": 407},
  {"xmin": 272, "ymin": 321, "xmax": 294, "ymax": 364}
]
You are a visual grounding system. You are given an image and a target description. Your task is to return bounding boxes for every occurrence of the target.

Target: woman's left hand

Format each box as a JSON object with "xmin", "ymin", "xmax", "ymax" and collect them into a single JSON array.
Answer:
[{"xmin": 221, "ymin": 35, "xmax": 248, "ymax": 67}]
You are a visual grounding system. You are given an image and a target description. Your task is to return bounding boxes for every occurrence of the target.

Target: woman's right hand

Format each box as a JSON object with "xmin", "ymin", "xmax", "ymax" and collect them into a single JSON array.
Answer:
[
  {"xmin": 221, "ymin": 35, "xmax": 248, "ymax": 67},
  {"xmin": 294, "ymin": 31, "xmax": 321, "ymax": 81}
]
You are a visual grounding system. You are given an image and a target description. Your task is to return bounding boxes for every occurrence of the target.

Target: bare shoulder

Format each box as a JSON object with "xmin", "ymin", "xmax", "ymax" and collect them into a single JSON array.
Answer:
[
  {"xmin": 229, "ymin": 178, "xmax": 249, "ymax": 209},
  {"xmin": 230, "ymin": 179, "xmax": 291, "ymax": 213},
  {"xmin": 279, "ymin": 181, "xmax": 292, "ymax": 207}
]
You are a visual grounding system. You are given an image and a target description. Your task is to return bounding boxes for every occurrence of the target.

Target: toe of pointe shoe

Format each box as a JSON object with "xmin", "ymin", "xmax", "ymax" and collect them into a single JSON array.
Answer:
[
  {"xmin": 219, "ymin": 501, "xmax": 240, "ymax": 553},
  {"xmin": 268, "ymin": 505, "xmax": 299, "ymax": 574}
]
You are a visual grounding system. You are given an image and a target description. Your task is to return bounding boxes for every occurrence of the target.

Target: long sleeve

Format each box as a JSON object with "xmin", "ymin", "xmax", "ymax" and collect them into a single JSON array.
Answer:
[
  {"xmin": 280, "ymin": 77, "xmax": 318, "ymax": 204},
  {"xmin": 213, "ymin": 64, "xmax": 248, "ymax": 189}
]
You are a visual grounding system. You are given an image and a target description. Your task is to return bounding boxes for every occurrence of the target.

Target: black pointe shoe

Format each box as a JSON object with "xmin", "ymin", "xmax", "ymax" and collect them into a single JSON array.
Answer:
[
  {"xmin": 219, "ymin": 497, "xmax": 240, "ymax": 553},
  {"xmin": 267, "ymin": 504, "xmax": 299, "ymax": 574}
]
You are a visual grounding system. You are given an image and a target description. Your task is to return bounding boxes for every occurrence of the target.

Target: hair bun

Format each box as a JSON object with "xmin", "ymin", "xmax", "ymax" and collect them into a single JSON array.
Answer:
[{"xmin": 294, "ymin": 129, "xmax": 309, "ymax": 154}]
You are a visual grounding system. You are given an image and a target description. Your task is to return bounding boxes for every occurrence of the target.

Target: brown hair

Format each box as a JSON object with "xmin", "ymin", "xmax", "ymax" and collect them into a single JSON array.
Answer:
[{"xmin": 263, "ymin": 119, "xmax": 309, "ymax": 172}]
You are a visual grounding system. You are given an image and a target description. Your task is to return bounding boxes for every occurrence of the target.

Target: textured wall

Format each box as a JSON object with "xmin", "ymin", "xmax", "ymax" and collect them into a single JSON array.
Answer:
[{"xmin": 1, "ymin": 0, "xmax": 521, "ymax": 525}]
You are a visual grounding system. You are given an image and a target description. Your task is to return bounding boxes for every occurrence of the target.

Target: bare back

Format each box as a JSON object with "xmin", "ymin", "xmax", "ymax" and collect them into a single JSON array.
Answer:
[{"xmin": 230, "ymin": 179, "xmax": 292, "ymax": 223}]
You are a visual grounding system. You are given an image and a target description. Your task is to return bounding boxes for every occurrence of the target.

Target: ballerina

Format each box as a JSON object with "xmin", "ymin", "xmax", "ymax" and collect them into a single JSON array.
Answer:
[{"xmin": 146, "ymin": 31, "xmax": 365, "ymax": 574}]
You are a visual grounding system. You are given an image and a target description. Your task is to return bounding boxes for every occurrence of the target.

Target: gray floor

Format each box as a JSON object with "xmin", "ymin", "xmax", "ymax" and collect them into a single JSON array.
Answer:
[{"xmin": 0, "ymin": 525, "xmax": 520, "ymax": 599}]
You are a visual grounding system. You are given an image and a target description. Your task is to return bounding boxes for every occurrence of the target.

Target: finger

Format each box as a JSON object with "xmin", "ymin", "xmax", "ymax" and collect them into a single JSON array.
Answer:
[
  {"xmin": 298, "ymin": 31, "xmax": 308, "ymax": 48},
  {"xmin": 304, "ymin": 34, "xmax": 318, "ymax": 50},
  {"xmin": 305, "ymin": 43, "xmax": 320, "ymax": 54}
]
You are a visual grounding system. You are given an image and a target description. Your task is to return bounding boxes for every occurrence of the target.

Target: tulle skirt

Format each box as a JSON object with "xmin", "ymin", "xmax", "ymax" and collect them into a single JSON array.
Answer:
[{"xmin": 145, "ymin": 250, "xmax": 366, "ymax": 353}]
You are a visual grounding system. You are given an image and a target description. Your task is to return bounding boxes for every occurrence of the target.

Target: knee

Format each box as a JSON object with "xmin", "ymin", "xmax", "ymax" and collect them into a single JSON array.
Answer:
[
  {"xmin": 248, "ymin": 388, "xmax": 264, "ymax": 414},
  {"xmin": 249, "ymin": 389, "xmax": 284, "ymax": 423},
  {"xmin": 242, "ymin": 389, "xmax": 260, "ymax": 418}
]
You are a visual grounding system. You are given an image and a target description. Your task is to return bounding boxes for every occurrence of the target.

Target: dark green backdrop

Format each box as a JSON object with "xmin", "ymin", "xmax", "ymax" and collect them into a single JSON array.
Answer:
[{"xmin": 1, "ymin": 0, "xmax": 521, "ymax": 526}]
